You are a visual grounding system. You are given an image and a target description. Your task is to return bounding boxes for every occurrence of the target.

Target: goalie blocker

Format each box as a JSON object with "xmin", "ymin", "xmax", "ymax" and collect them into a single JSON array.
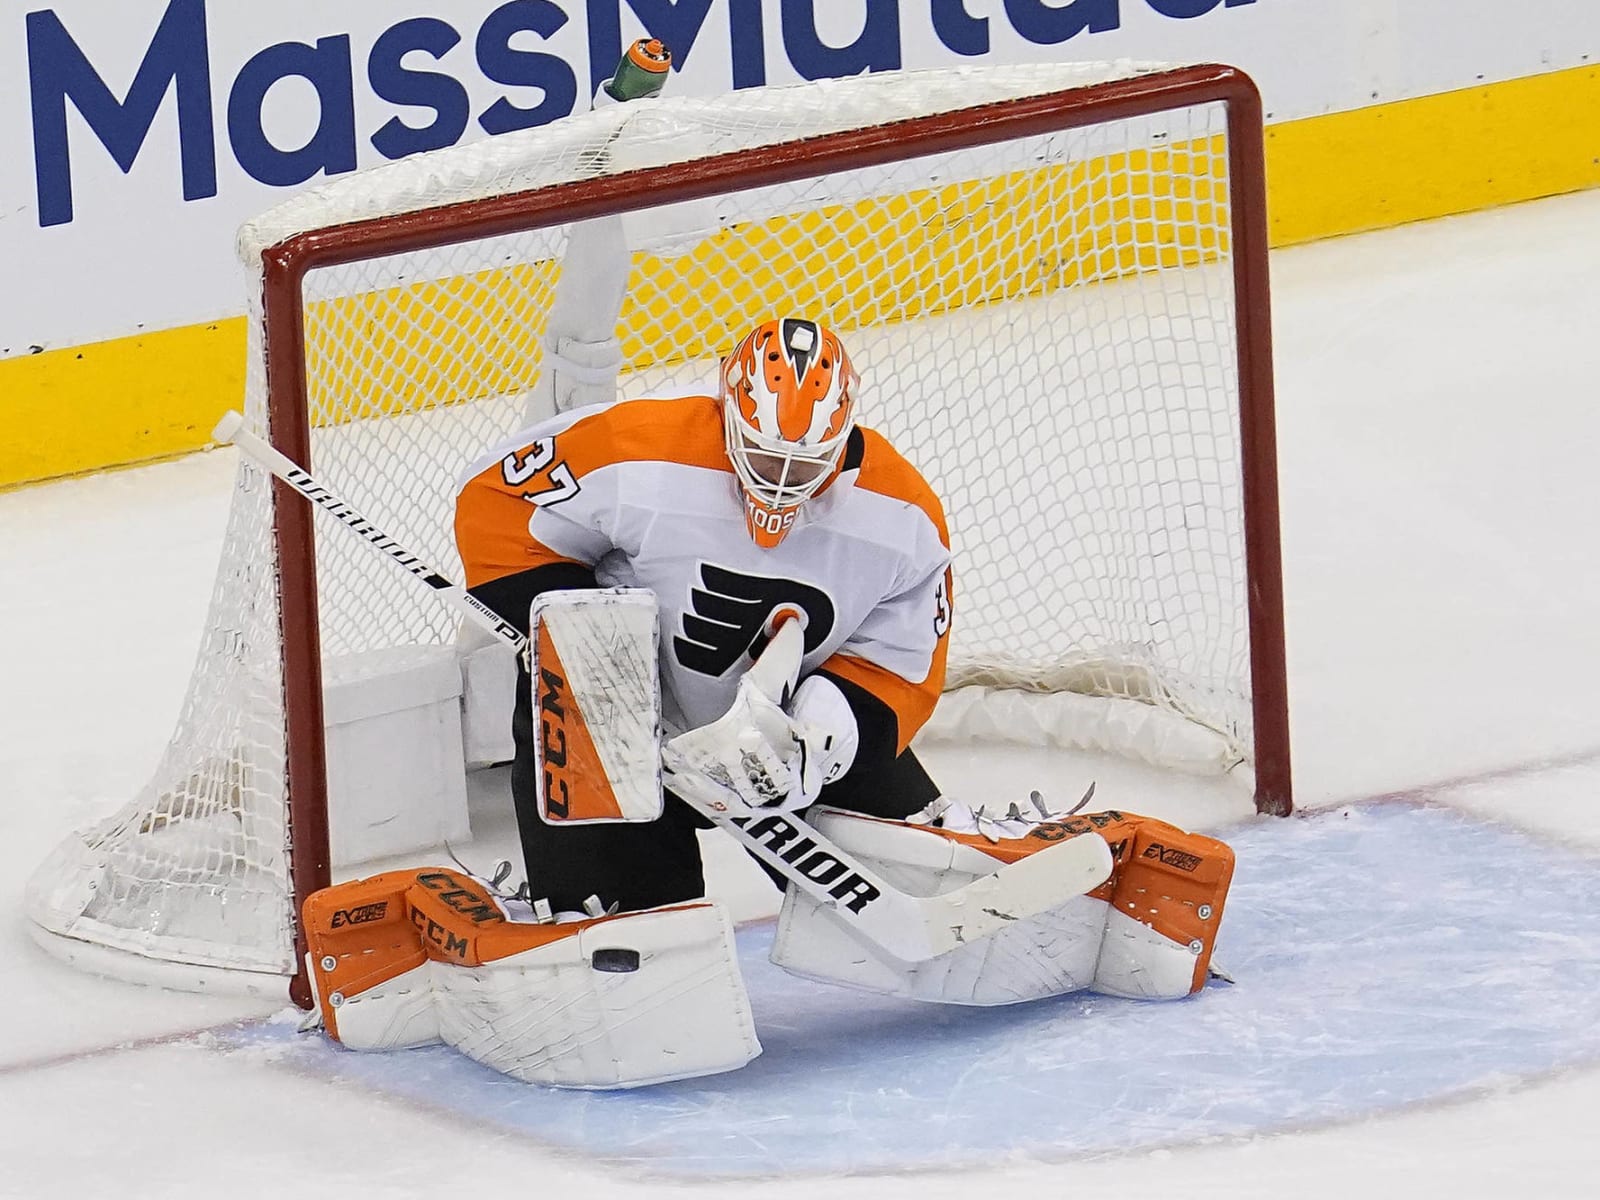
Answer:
[{"xmin": 528, "ymin": 588, "xmax": 664, "ymax": 824}]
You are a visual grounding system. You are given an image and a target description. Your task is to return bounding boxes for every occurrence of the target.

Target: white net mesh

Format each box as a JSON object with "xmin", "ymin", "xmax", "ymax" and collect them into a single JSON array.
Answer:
[{"xmin": 27, "ymin": 62, "xmax": 1268, "ymax": 984}]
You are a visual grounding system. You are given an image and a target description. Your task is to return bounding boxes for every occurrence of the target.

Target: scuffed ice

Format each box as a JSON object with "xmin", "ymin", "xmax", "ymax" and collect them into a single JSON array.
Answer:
[{"xmin": 221, "ymin": 802, "xmax": 1600, "ymax": 1179}]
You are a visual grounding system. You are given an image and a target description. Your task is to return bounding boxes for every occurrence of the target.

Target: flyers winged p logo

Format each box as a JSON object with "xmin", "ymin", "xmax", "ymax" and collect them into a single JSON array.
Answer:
[{"xmin": 673, "ymin": 563, "xmax": 836, "ymax": 677}]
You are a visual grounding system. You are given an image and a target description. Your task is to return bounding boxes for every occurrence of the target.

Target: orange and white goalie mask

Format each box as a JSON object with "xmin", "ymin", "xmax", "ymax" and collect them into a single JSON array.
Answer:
[{"xmin": 720, "ymin": 317, "xmax": 859, "ymax": 548}]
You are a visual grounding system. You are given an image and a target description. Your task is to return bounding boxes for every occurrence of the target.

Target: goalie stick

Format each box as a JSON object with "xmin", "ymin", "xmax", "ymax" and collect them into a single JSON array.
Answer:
[{"xmin": 212, "ymin": 410, "xmax": 1115, "ymax": 963}]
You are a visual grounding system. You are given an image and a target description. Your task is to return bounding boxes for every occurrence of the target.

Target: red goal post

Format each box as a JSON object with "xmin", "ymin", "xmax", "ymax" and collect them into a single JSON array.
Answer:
[{"xmin": 27, "ymin": 61, "xmax": 1290, "ymax": 1005}]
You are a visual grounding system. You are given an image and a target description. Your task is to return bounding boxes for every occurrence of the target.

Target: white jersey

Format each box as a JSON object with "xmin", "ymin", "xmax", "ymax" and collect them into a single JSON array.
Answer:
[{"xmin": 456, "ymin": 395, "xmax": 953, "ymax": 743}]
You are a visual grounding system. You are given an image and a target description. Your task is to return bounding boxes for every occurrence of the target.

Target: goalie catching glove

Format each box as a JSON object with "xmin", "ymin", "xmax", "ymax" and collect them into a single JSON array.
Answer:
[{"xmin": 662, "ymin": 673, "xmax": 858, "ymax": 814}]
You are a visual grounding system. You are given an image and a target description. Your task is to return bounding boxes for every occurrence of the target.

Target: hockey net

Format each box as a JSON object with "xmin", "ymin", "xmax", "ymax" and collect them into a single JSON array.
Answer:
[{"xmin": 26, "ymin": 61, "xmax": 1288, "ymax": 998}]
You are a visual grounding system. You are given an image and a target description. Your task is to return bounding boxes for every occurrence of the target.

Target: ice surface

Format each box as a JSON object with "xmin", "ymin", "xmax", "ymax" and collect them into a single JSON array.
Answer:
[
  {"xmin": 208, "ymin": 804, "xmax": 1600, "ymax": 1180},
  {"xmin": 4, "ymin": 189, "xmax": 1600, "ymax": 1197}
]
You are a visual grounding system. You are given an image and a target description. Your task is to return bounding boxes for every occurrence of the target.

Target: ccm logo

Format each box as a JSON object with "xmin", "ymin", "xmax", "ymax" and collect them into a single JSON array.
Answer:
[
  {"xmin": 414, "ymin": 871, "xmax": 504, "ymax": 924},
  {"xmin": 537, "ymin": 664, "xmax": 573, "ymax": 819},
  {"xmin": 329, "ymin": 902, "xmax": 388, "ymax": 928}
]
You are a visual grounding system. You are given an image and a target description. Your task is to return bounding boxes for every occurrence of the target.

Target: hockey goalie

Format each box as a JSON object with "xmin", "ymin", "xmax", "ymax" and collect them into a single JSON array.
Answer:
[{"xmin": 302, "ymin": 317, "xmax": 1236, "ymax": 1089}]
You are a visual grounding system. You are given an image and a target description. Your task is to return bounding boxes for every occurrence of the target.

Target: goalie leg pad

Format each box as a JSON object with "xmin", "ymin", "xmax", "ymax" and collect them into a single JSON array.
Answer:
[
  {"xmin": 435, "ymin": 902, "xmax": 760, "ymax": 1089},
  {"xmin": 770, "ymin": 808, "xmax": 1111, "ymax": 1005},
  {"xmin": 1089, "ymin": 815, "xmax": 1235, "ymax": 1000},
  {"xmin": 769, "ymin": 807, "xmax": 1235, "ymax": 1006},
  {"xmin": 303, "ymin": 871, "xmax": 439, "ymax": 1052},
  {"xmin": 305, "ymin": 869, "xmax": 760, "ymax": 1088}
]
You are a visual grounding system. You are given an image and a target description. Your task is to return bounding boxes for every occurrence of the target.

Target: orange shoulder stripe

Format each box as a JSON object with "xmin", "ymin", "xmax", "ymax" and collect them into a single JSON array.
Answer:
[
  {"xmin": 850, "ymin": 426, "xmax": 950, "ymax": 550},
  {"xmin": 556, "ymin": 395, "xmax": 730, "ymax": 477},
  {"xmin": 457, "ymin": 396, "xmax": 730, "ymax": 588}
]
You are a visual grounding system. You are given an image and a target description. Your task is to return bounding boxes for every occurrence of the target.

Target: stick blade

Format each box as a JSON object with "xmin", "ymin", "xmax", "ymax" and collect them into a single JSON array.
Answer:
[{"xmin": 927, "ymin": 832, "xmax": 1114, "ymax": 953}]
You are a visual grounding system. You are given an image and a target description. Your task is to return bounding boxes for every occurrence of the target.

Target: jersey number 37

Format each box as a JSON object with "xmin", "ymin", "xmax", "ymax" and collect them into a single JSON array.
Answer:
[{"xmin": 502, "ymin": 438, "xmax": 580, "ymax": 508}]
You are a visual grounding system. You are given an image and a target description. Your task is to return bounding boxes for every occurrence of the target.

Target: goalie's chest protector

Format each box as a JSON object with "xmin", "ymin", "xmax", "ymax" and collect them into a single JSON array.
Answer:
[{"xmin": 458, "ymin": 396, "xmax": 951, "ymax": 733}]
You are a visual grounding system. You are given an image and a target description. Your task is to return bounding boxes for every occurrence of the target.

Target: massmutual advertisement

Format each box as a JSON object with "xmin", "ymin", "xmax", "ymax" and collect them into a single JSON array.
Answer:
[{"xmin": 1, "ymin": 0, "xmax": 1596, "ymax": 482}]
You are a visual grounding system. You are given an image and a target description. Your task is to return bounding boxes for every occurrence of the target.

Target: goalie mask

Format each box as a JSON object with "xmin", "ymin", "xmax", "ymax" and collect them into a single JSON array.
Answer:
[{"xmin": 721, "ymin": 317, "xmax": 859, "ymax": 548}]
